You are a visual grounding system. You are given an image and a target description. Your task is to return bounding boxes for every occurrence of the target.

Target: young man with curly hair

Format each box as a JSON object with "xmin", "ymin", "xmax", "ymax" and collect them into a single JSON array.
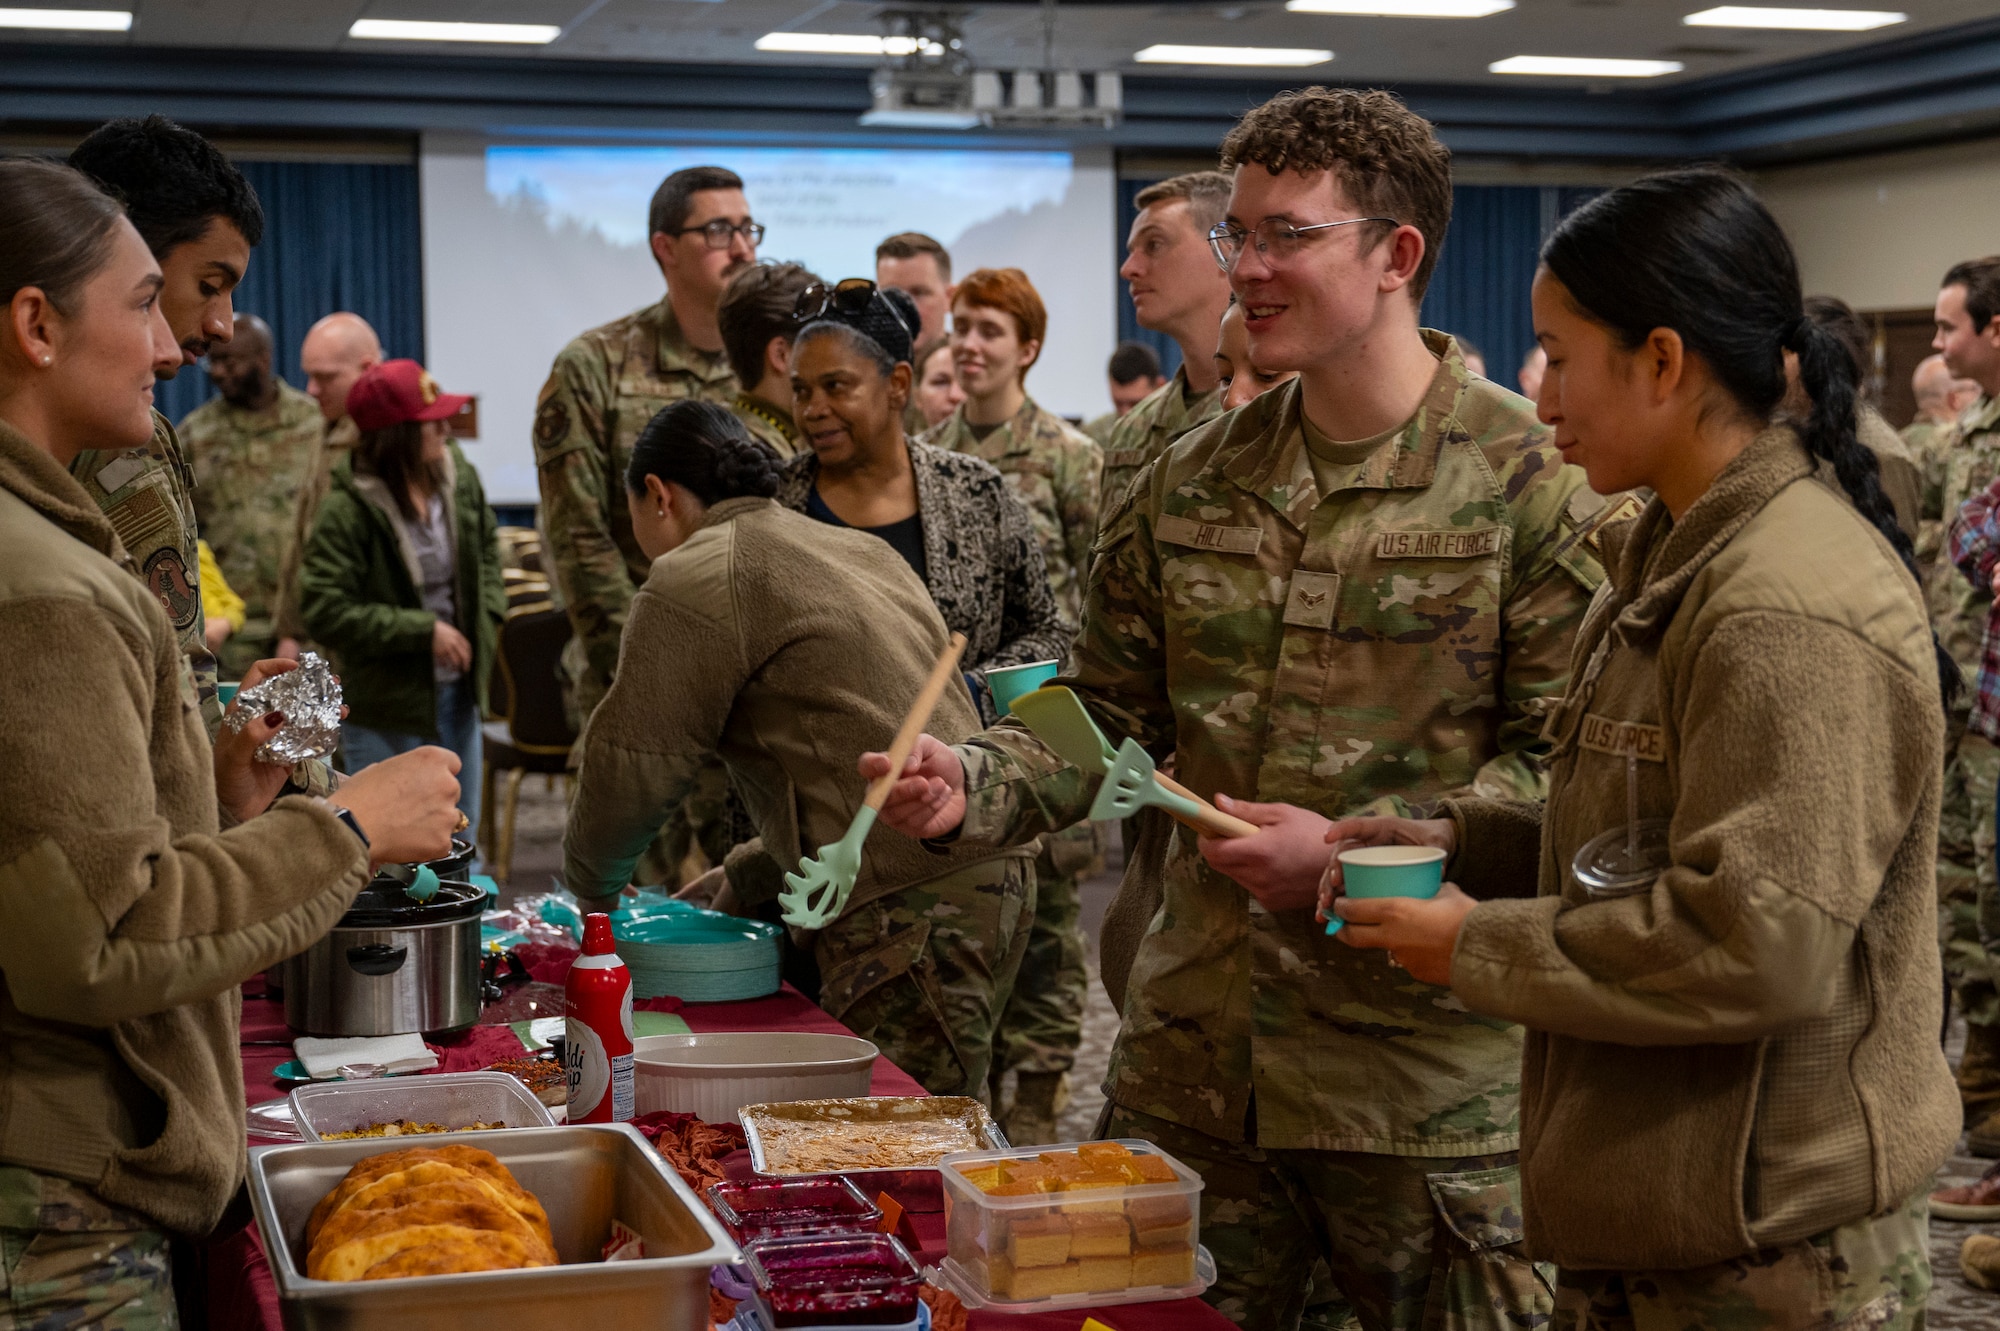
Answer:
[{"xmin": 868, "ymin": 88, "xmax": 1624, "ymax": 1330}]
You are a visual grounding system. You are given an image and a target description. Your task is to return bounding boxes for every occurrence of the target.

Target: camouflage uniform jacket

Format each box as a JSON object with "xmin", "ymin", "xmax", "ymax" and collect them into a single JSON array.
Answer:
[
  {"xmin": 922, "ymin": 397, "xmax": 1102, "ymax": 629},
  {"xmin": 1905, "ymin": 412, "xmax": 1959, "ymax": 576},
  {"xmin": 1099, "ymin": 366, "xmax": 1224, "ymax": 514},
  {"xmin": 1929, "ymin": 393, "xmax": 2000, "ymax": 687},
  {"xmin": 274, "ymin": 414, "xmax": 356, "ymax": 644},
  {"xmin": 534, "ymin": 295, "xmax": 737, "ymax": 716},
  {"xmin": 181, "ymin": 380, "xmax": 322, "ymax": 651},
  {"xmin": 1081, "ymin": 410, "xmax": 1119, "ymax": 447},
  {"xmin": 952, "ymin": 337, "xmax": 1609, "ymax": 1155},
  {"xmin": 731, "ymin": 391, "xmax": 801, "ymax": 460},
  {"xmin": 71, "ymin": 411, "xmax": 219, "ymax": 734}
]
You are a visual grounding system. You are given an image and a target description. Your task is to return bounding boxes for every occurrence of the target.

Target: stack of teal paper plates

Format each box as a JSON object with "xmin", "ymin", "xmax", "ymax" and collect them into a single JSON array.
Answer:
[
  {"xmin": 616, "ymin": 911, "xmax": 783, "ymax": 1002},
  {"xmin": 538, "ymin": 892, "xmax": 783, "ymax": 1002}
]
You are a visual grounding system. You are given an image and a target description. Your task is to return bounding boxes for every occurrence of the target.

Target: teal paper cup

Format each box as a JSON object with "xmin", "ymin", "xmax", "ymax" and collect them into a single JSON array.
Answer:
[
  {"xmin": 1325, "ymin": 845, "xmax": 1446, "ymax": 935},
  {"xmin": 985, "ymin": 659, "xmax": 1060, "ymax": 717},
  {"xmin": 217, "ymin": 682, "xmax": 240, "ymax": 707}
]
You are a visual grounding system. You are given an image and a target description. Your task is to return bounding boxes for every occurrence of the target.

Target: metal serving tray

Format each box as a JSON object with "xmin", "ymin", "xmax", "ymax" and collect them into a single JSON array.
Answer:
[
  {"xmin": 739, "ymin": 1097, "xmax": 1008, "ymax": 1215},
  {"xmin": 248, "ymin": 1123, "xmax": 738, "ymax": 1330}
]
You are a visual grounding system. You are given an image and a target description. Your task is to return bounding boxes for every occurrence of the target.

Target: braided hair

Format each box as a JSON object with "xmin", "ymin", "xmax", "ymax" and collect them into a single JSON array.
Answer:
[{"xmin": 1543, "ymin": 166, "xmax": 1958, "ymax": 710}]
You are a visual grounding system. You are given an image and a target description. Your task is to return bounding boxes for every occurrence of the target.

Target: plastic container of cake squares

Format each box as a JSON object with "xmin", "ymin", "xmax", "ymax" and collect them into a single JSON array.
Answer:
[
  {"xmin": 934, "ymin": 1138, "xmax": 1214, "ymax": 1312},
  {"xmin": 708, "ymin": 1174, "xmax": 883, "ymax": 1245}
]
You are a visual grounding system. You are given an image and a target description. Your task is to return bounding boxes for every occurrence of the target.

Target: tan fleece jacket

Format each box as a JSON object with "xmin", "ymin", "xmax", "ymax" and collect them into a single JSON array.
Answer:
[
  {"xmin": 564, "ymin": 497, "xmax": 1026, "ymax": 910},
  {"xmin": 0, "ymin": 420, "xmax": 370, "ymax": 1236},
  {"xmin": 1445, "ymin": 428, "xmax": 1956, "ymax": 1270}
]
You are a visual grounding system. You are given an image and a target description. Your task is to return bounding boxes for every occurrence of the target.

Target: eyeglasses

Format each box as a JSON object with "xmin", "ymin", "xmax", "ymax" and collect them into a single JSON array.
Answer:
[
  {"xmin": 1207, "ymin": 216, "xmax": 1399, "ymax": 270},
  {"xmin": 793, "ymin": 277, "xmax": 915, "ymax": 343},
  {"xmin": 672, "ymin": 219, "xmax": 766, "ymax": 250}
]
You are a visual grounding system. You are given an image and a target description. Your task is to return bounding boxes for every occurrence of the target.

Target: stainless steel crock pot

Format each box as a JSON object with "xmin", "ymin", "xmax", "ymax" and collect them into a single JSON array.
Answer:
[
  {"xmin": 282, "ymin": 880, "xmax": 484, "ymax": 1037},
  {"xmin": 263, "ymin": 837, "xmax": 479, "ymax": 999}
]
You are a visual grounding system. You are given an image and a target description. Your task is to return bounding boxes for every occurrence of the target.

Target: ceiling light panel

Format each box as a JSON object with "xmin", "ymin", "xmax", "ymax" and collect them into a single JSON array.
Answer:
[
  {"xmin": 1682, "ymin": 6, "xmax": 1905, "ymax": 29},
  {"xmin": 1133, "ymin": 44, "xmax": 1334, "ymax": 66},
  {"xmin": 348, "ymin": 19, "xmax": 560, "ymax": 44},
  {"xmin": 0, "ymin": 7, "xmax": 129, "ymax": 29},
  {"xmin": 1490, "ymin": 54, "xmax": 1684, "ymax": 76},
  {"xmin": 756, "ymin": 33, "xmax": 943, "ymax": 56},
  {"xmin": 1285, "ymin": 0, "xmax": 1512, "ymax": 16}
]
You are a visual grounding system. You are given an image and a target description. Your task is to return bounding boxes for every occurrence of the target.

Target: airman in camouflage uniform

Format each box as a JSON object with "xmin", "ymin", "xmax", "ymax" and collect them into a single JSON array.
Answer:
[
  {"xmin": 535, "ymin": 296, "xmax": 741, "ymax": 876},
  {"xmin": 1081, "ymin": 410, "xmax": 1119, "ymax": 447},
  {"xmin": 181, "ymin": 378, "xmax": 322, "ymax": 678},
  {"xmin": 731, "ymin": 391, "xmax": 800, "ymax": 459},
  {"xmin": 937, "ymin": 340, "xmax": 1607, "ymax": 1328},
  {"xmin": 0, "ymin": 1167, "xmax": 173, "ymax": 1330},
  {"xmin": 1100, "ymin": 366, "xmax": 1224, "ymax": 512},
  {"xmin": 921, "ymin": 396, "xmax": 1104, "ymax": 1140},
  {"xmin": 273, "ymin": 414, "xmax": 358, "ymax": 651},
  {"xmin": 73, "ymin": 413, "xmax": 221, "ymax": 735},
  {"xmin": 922, "ymin": 396, "xmax": 1102, "ymax": 627},
  {"xmin": 1932, "ymin": 393, "xmax": 2000, "ymax": 1143},
  {"xmin": 1553, "ymin": 1191, "xmax": 1930, "ymax": 1330}
]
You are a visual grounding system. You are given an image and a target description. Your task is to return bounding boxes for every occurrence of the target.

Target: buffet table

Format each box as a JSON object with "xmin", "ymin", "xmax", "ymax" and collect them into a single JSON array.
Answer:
[{"xmin": 226, "ymin": 978, "xmax": 1233, "ymax": 1331}]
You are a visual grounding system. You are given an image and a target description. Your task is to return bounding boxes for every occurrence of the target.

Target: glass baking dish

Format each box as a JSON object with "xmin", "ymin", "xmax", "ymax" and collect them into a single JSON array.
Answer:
[
  {"xmin": 708, "ymin": 1174, "xmax": 883, "ymax": 1244},
  {"xmin": 741, "ymin": 1231, "xmax": 924, "ymax": 1327}
]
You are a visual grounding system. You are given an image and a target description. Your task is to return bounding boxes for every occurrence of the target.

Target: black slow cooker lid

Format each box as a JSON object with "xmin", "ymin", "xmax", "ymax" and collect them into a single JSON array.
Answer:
[{"xmin": 340, "ymin": 879, "xmax": 487, "ymax": 928}]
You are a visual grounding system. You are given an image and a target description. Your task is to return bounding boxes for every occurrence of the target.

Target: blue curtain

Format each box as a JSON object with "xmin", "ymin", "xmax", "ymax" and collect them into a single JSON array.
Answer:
[
  {"xmin": 1114, "ymin": 177, "xmax": 1602, "ymax": 397},
  {"xmin": 154, "ymin": 160, "xmax": 424, "ymax": 426}
]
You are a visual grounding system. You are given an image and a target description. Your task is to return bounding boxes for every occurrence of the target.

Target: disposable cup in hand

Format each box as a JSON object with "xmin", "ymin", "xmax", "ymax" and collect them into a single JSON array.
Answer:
[
  {"xmin": 983, "ymin": 659, "xmax": 1060, "ymax": 717},
  {"xmin": 1325, "ymin": 845, "xmax": 1446, "ymax": 936}
]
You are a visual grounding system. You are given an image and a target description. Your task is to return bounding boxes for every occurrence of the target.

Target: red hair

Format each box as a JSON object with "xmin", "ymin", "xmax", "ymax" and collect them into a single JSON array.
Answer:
[{"xmin": 953, "ymin": 267, "xmax": 1047, "ymax": 356}]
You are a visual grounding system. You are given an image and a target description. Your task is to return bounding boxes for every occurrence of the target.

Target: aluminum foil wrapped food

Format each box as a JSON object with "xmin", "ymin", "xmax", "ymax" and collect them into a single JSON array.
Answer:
[{"xmin": 223, "ymin": 651, "xmax": 342, "ymax": 765}]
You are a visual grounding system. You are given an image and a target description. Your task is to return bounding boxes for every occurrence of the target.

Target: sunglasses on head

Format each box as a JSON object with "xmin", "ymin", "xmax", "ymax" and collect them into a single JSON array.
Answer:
[{"xmin": 793, "ymin": 278, "xmax": 914, "ymax": 343}]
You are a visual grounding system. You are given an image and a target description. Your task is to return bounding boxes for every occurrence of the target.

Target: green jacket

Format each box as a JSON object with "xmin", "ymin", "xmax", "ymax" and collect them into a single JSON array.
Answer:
[{"xmin": 300, "ymin": 441, "xmax": 504, "ymax": 737}]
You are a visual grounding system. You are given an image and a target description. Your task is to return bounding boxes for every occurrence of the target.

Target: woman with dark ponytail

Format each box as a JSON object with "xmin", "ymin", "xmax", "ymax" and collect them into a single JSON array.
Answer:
[
  {"xmin": 562, "ymin": 398, "xmax": 1036, "ymax": 1097},
  {"xmin": 1316, "ymin": 167, "xmax": 1956, "ymax": 1324}
]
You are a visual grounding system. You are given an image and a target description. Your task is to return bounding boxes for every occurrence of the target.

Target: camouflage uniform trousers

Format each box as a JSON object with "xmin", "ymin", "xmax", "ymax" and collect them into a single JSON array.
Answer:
[
  {"xmin": 813, "ymin": 854, "xmax": 1036, "ymax": 1099},
  {"xmin": 1106, "ymin": 1105, "xmax": 1552, "ymax": 1331},
  {"xmin": 1941, "ymin": 719, "xmax": 2000, "ymax": 1028},
  {"xmin": 1553, "ymin": 1190, "xmax": 1931, "ymax": 1331},
  {"xmin": 0, "ymin": 1168, "xmax": 174, "ymax": 1330},
  {"xmin": 992, "ymin": 821, "xmax": 1103, "ymax": 1079}
]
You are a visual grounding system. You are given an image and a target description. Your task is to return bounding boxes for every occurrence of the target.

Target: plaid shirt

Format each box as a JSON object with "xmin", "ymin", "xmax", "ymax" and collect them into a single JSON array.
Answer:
[{"xmin": 1950, "ymin": 474, "xmax": 2000, "ymax": 739}]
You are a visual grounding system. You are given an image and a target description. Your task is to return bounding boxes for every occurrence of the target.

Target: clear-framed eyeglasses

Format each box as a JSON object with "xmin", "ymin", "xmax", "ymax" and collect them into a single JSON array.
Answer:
[
  {"xmin": 1207, "ymin": 216, "xmax": 1399, "ymax": 270},
  {"xmin": 673, "ymin": 219, "xmax": 766, "ymax": 250}
]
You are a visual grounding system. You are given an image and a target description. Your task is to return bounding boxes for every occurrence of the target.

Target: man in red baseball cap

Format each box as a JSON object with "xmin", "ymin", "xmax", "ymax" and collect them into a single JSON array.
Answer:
[{"xmin": 297, "ymin": 358, "xmax": 502, "ymax": 836}]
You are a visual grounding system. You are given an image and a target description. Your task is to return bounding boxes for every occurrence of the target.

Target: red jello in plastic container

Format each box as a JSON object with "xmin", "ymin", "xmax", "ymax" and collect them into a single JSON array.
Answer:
[
  {"xmin": 708, "ymin": 1175, "xmax": 883, "ymax": 1244},
  {"xmin": 742, "ymin": 1233, "xmax": 924, "ymax": 1327}
]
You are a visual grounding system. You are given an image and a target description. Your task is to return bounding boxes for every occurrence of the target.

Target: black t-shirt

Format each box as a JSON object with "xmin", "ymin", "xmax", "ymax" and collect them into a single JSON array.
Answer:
[{"xmin": 804, "ymin": 485, "xmax": 928, "ymax": 581}]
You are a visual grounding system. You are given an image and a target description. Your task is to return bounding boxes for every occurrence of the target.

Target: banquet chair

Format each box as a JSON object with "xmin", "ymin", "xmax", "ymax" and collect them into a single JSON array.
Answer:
[{"xmin": 480, "ymin": 604, "xmax": 576, "ymax": 883}]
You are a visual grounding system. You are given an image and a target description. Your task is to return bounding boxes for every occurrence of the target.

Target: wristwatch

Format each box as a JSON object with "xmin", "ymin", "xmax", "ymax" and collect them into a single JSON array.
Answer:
[{"xmin": 331, "ymin": 804, "xmax": 370, "ymax": 850}]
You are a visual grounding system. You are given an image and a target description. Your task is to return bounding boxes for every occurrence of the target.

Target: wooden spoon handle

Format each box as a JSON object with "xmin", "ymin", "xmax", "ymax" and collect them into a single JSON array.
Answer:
[
  {"xmin": 1155, "ymin": 773, "xmax": 1260, "ymax": 839},
  {"xmin": 863, "ymin": 632, "xmax": 969, "ymax": 812}
]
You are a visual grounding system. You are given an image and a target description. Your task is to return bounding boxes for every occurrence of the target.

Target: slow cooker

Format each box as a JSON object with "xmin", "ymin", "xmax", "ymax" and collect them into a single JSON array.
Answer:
[{"xmin": 282, "ymin": 877, "xmax": 485, "ymax": 1037}]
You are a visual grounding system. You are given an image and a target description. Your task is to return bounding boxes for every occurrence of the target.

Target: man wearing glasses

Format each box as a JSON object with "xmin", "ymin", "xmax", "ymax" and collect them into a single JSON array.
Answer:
[
  {"xmin": 534, "ymin": 165, "xmax": 762, "ymax": 876},
  {"xmin": 867, "ymin": 89, "xmax": 1619, "ymax": 1329}
]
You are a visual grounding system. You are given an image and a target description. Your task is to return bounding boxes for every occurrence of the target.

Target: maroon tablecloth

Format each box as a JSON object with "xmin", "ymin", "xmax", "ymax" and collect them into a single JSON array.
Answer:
[{"xmin": 226, "ymin": 979, "xmax": 1230, "ymax": 1331}]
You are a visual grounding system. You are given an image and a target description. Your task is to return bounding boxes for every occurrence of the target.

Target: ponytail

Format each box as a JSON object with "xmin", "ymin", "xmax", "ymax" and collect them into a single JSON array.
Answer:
[
  {"xmin": 1544, "ymin": 167, "xmax": 1960, "ymax": 712},
  {"xmin": 626, "ymin": 399, "xmax": 783, "ymax": 505}
]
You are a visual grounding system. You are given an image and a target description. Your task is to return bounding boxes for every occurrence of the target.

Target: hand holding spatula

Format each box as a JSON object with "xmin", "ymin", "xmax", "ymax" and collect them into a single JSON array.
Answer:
[
  {"xmin": 1008, "ymin": 685, "xmax": 1256, "ymax": 839},
  {"xmin": 779, "ymin": 632, "xmax": 969, "ymax": 929}
]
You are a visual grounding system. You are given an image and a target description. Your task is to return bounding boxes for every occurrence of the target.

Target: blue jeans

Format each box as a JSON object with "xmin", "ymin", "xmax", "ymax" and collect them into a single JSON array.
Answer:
[{"xmin": 340, "ymin": 676, "xmax": 481, "ymax": 830}]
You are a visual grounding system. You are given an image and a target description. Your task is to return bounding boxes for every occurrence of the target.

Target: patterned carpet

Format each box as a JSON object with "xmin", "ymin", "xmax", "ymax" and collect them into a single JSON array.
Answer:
[{"xmin": 494, "ymin": 783, "xmax": 2000, "ymax": 1323}]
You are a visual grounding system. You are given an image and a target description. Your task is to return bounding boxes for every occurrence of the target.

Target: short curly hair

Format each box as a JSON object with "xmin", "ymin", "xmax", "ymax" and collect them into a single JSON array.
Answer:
[{"xmin": 1220, "ymin": 87, "xmax": 1452, "ymax": 301}]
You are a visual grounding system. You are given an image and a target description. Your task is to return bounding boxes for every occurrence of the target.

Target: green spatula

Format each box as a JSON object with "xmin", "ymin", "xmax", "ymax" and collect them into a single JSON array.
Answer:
[
  {"xmin": 1010, "ymin": 685, "xmax": 1257, "ymax": 839},
  {"xmin": 779, "ymin": 632, "xmax": 968, "ymax": 929}
]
